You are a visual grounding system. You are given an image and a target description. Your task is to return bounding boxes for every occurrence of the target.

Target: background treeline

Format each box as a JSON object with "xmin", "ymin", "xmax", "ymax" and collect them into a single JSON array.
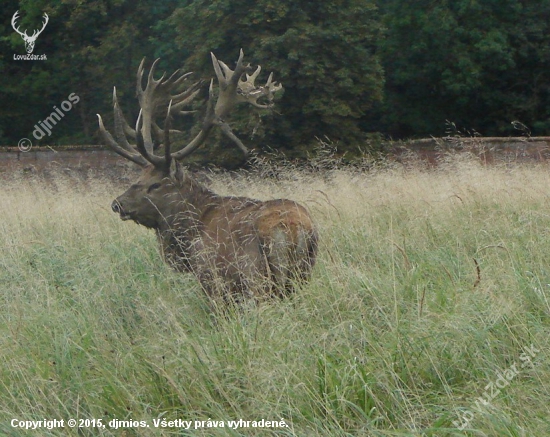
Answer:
[{"xmin": 2, "ymin": 0, "xmax": 550, "ymax": 161}]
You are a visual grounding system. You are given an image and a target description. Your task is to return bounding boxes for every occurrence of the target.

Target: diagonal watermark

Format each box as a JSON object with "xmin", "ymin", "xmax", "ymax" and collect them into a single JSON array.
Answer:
[
  {"xmin": 451, "ymin": 343, "xmax": 541, "ymax": 430},
  {"xmin": 18, "ymin": 93, "xmax": 80, "ymax": 151}
]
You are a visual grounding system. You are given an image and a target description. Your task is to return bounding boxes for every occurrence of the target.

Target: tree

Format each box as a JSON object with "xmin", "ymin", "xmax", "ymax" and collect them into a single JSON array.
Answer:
[
  {"xmin": 378, "ymin": 0, "xmax": 550, "ymax": 138},
  {"xmin": 166, "ymin": 0, "xmax": 384, "ymax": 157},
  {"xmin": 0, "ymin": 0, "xmax": 180, "ymax": 145}
]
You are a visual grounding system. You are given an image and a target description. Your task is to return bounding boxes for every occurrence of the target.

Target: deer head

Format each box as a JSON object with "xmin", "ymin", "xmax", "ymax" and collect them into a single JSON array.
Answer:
[
  {"xmin": 11, "ymin": 11, "xmax": 49, "ymax": 54},
  {"xmin": 97, "ymin": 50, "xmax": 282, "ymax": 225}
]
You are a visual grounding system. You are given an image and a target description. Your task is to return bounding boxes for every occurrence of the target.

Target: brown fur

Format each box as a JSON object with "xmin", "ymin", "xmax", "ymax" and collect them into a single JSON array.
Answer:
[{"xmin": 112, "ymin": 164, "xmax": 318, "ymax": 300}]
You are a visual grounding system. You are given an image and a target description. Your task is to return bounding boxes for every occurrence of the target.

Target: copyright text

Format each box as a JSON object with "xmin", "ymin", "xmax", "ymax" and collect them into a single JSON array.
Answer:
[{"xmin": 10, "ymin": 417, "xmax": 289, "ymax": 430}]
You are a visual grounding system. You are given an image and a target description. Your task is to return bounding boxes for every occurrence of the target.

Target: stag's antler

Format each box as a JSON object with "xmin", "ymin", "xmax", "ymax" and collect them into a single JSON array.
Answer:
[
  {"xmin": 97, "ymin": 59, "xmax": 202, "ymax": 167},
  {"xmin": 97, "ymin": 50, "xmax": 282, "ymax": 169},
  {"xmin": 211, "ymin": 50, "xmax": 282, "ymax": 113}
]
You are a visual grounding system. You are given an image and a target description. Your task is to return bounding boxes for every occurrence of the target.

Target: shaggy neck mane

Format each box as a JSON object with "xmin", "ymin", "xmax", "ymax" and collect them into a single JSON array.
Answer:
[
  {"xmin": 178, "ymin": 175, "xmax": 219, "ymax": 211},
  {"xmin": 155, "ymin": 175, "xmax": 220, "ymax": 272}
]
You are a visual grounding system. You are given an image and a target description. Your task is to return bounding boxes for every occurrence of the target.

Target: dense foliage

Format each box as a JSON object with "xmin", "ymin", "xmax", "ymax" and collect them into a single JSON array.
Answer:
[
  {"xmin": 2, "ymin": 0, "xmax": 550, "ymax": 158},
  {"xmin": 378, "ymin": 0, "xmax": 550, "ymax": 138}
]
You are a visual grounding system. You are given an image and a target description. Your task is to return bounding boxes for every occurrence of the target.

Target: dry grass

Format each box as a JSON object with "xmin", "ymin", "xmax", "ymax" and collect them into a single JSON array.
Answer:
[{"xmin": 1, "ymin": 159, "xmax": 550, "ymax": 436}]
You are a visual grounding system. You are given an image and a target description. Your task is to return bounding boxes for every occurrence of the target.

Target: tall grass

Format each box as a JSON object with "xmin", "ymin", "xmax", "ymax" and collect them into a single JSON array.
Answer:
[{"xmin": 1, "ymin": 159, "xmax": 549, "ymax": 436}]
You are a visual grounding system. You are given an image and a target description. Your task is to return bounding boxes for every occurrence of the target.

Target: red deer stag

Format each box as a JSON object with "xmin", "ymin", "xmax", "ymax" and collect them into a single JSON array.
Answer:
[{"xmin": 97, "ymin": 50, "xmax": 318, "ymax": 300}]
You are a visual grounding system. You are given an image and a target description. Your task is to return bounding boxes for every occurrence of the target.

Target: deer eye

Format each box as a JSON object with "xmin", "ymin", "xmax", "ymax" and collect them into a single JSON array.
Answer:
[{"xmin": 147, "ymin": 182, "xmax": 162, "ymax": 193}]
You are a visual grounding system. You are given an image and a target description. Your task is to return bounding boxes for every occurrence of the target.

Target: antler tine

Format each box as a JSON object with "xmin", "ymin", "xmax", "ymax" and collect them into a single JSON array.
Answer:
[
  {"xmin": 151, "ymin": 122, "xmax": 192, "ymax": 144},
  {"xmin": 96, "ymin": 113, "xmax": 147, "ymax": 166},
  {"xmin": 137, "ymin": 58, "xmax": 165, "ymax": 162},
  {"xmin": 95, "ymin": 86, "xmax": 148, "ymax": 166},
  {"xmin": 134, "ymin": 110, "xmax": 165, "ymax": 167},
  {"xmin": 164, "ymin": 100, "xmax": 173, "ymax": 168},
  {"xmin": 246, "ymin": 65, "xmax": 262, "ymax": 82},
  {"xmin": 134, "ymin": 111, "xmax": 147, "ymax": 158},
  {"xmin": 217, "ymin": 60, "xmax": 234, "ymax": 81},
  {"xmin": 136, "ymin": 58, "xmax": 146, "ymax": 94},
  {"xmin": 237, "ymin": 48, "xmax": 245, "ymax": 63},
  {"xmin": 136, "ymin": 58, "xmax": 162, "ymax": 100},
  {"xmin": 208, "ymin": 78, "xmax": 216, "ymax": 114},
  {"xmin": 219, "ymin": 122, "xmax": 249, "ymax": 157},
  {"xmin": 170, "ymin": 79, "xmax": 216, "ymax": 161},
  {"xmin": 211, "ymin": 52, "xmax": 226, "ymax": 88},
  {"xmin": 232, "ymin": 49, "xmax": 251, "ymax": 84},
  {"xmin": 165, "ymin": 69, "xmax": 192, "ymax": 89},
  {"xmin": 113, "ymin": 87, "xmax": 137, "ymax": 145},
  {"xmin": 136, "ymin": 58, "xmax": 162, "ymax": 106},
  {"xmin": 148, "ymin": 58, "xmax": 165, "ymax": 87},
  {"xmin": 169, "ymin": 80, "xmax": 203, "ymax": 114}
]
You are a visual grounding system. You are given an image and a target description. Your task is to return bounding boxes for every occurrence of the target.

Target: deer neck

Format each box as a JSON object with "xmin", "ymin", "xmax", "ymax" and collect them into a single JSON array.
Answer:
[
  {"xmin": 156, "ymin": 176, "xmax": 217, "ymax": 229},
  {"xmin": 155, "ymin": 176, "xmax": 220, "ymax": 271}
]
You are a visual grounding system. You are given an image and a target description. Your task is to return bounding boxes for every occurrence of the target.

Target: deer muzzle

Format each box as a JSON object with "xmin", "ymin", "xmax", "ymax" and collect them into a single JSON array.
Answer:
[
  {"xmin": 111, "ymin": 199, "xmax": 121, "ymax": 214},
  {"xmin": 111, "ymin": 199, "xmax": 132, "ymax": 220}
]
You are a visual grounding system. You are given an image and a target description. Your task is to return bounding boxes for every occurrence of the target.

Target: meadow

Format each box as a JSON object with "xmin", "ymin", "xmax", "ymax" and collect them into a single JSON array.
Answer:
[{"xmin": 1, "ymin": 157, "xmax": 549, "ymax": 436}]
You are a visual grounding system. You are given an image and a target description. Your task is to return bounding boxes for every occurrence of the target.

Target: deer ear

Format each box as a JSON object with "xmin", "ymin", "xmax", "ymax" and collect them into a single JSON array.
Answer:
[{"xmin": 169, "ymin": 159, "xmax": 183, "ymax": 182}]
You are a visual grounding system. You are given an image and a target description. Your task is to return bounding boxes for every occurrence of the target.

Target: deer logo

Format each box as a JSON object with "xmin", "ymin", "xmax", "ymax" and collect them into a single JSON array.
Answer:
[
  {"xmin": 97, "ymin": 50, "xmax": 318, "ymax": 301},
  {"xmin": 12, "ymin": 11, "xmax": 49, "ymax": 54}
]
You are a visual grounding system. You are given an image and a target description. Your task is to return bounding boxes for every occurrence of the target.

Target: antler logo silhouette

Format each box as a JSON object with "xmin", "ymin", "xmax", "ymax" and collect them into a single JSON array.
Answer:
[{"xmin": 11, "ymin": 11, "xmax": 49, "ymax": 54}]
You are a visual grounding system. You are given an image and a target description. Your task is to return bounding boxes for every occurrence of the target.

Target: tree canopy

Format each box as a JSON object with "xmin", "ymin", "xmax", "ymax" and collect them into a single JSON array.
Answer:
[
  {"xmin": 2, "ymin": 0, "xmax": 550, "ymax": 160},
  {"xmin": 378, "ymin": 0, "xmax": 550, "ymax": 138}
]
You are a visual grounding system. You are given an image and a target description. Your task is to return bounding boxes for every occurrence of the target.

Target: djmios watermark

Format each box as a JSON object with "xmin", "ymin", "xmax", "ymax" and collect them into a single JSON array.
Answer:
[
  {"xmin": 18, "ymin": 93, "xmax": 80, "ymax": 152},
  {"xmin": 452, "ymin": 343, "xmax": 540, "ymax": 430}
]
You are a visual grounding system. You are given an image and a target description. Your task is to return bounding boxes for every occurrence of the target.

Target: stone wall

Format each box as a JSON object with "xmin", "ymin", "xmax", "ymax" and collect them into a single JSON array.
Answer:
[
  {"xmin": 389, "ymin": 137, "xmax": 550, "ymax": 165},
  {"xmin": 0, "ymin": 146, "xmax": 138, "ymax": 181},
  {"xmin": 2, "ymin": 137, "xmax": 550, "ymax": 178}
]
